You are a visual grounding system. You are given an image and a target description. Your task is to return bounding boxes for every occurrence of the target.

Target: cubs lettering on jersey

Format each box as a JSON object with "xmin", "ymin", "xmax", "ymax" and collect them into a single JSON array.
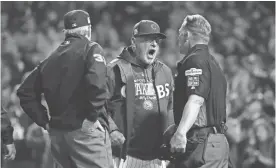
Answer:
[
  {"xmin": 121, "ymin": 80, "xmax": 170, "ymax": 99},
  {"xmin": 135, "ymin": 78, "xmax": 169, "ymax": 99}
]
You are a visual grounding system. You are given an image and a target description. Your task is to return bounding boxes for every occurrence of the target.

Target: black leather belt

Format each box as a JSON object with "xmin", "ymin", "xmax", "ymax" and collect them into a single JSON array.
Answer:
[{"xmin": 189, "ymin": 124, "xmax": 227, "ymax": 135}]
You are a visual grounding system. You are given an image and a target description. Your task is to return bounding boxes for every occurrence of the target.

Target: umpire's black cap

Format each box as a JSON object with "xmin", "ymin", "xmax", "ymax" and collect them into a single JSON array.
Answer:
[
  {"xmin": 64, "ymin": 10, "xmax": 91, "ymax": 29},
  {"xmin": 133, "ymin": 20, "xmax": 166, "ymax": 39}
]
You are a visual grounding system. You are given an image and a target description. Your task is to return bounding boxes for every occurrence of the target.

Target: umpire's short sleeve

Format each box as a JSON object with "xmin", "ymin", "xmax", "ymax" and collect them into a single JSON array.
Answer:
[{"xmin": 183, "ymin": 55, "xmax": 210, "ymax": 100}]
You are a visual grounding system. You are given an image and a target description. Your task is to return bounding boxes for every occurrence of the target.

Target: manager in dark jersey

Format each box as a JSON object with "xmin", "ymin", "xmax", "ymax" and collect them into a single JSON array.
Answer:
[
  {"xmin": 107, "ymin": 20, "xmax": 174, "ymax": 168},
  {"xmin": 170, "ymin": 14, "xmax": 229, "ymax": 168},
  {"xmin": 17, "ymin": 10, "xmax": 116, "ymax": 168}
]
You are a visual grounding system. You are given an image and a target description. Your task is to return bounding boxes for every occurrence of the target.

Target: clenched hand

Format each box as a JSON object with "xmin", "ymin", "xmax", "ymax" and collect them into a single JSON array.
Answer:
[
  {"xmin": 4, "ymin": 143, "xmax": 16, "ymax": 160},
  {"xmin": 110, "ymin": 130, "xmax": 125, "ymax": 146},
  {"xmin": 170, "ymin": 131, "xmax": 187, "ymax": 153}
]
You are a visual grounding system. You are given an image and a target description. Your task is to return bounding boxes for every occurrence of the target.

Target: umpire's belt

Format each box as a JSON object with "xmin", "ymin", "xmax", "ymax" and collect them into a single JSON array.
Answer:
[
  {"xmin": 188, "ymin": 124, "xmax": 227, "ymax": 139},
  {"xmin": 184, "ymin": 125, "xmax": 227, "ymax": 153}
]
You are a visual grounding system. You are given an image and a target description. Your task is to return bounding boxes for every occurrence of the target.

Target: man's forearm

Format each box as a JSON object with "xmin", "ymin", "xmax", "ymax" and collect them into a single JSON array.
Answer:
[{"xmin": 176, "ymin": 96, "xmax": 203, "ymax": 135}]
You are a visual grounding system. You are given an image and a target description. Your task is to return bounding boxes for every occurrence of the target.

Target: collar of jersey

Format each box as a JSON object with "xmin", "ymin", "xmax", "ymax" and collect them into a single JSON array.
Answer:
[
  {"xmin": 65, "ymin": 33, "xmax": 87, "ymax": 41},
  {"xmin": 178, "ymin": 44, "xmax": 208, "ymax": 65}
]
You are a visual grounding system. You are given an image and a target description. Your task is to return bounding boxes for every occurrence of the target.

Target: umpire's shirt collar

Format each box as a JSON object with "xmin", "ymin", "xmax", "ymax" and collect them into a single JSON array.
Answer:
[
  {"xmin": 65, "ymin": 33, "xmax": 87, "ymax": 40},
  {"xmin": 178, "ymin": 44, "xmax": 208, "ymax": 68}
]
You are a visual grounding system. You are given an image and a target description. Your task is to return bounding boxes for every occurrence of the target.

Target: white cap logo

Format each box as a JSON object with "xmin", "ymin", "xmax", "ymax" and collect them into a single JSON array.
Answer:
[
  {"xmin": 134, "ymin": 29, "xmax": 138, "ymax": 35},
  {"xmin": 87, "ymin": 17, "xmax": 90, "ymax": 24},
  {"xmin": 151, "ymin": 24, "xmax": 157, "ymax": 30},
  {"xmin": 72, "ymin": 23, "xmax": 77, "ymax": 27}
]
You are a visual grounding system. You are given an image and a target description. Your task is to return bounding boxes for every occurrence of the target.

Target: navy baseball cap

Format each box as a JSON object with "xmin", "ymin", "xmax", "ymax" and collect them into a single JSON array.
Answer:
[
  {"xmin": 133, "ymin": 20, "xmax": 166, "ymax": 39},
  {"xmin": 64, "ymin": 10, "xmax": 91, "ymax": 29}
]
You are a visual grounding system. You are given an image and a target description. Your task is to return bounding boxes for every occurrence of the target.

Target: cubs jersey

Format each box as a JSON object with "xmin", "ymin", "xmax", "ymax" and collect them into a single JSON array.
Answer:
[{"xmin": 107, "ymin": 47, "xmax": 174, "ymax": 160}]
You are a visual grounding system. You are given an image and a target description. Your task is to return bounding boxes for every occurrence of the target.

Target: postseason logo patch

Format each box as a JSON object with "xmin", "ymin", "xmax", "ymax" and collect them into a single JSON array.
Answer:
[
  {"xmin": 185, "ymin": 68, "xmax": 202, "ymax": 76},
  {"xmin": 187, "ymin": 76, "xmax": 199, "ymax": 89},
  {"xmin": 143, "ymin": 100, "xmax": 153, "ymax": 110},
  {"xmin": 185, "ymin": 68, "xmax": 202, "ymax": 89}
]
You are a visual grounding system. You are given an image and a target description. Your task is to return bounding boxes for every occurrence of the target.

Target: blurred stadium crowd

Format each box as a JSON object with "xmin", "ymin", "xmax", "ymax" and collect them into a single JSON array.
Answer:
[{"xmin": 1, "ymin": 1, "xmax": 275, "ymax": 168}]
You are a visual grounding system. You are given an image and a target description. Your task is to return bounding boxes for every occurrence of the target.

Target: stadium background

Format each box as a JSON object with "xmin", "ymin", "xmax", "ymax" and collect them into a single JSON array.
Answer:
[{"xmin": 1, "ymin": 1, "xmax": 275, "ymax": 168}]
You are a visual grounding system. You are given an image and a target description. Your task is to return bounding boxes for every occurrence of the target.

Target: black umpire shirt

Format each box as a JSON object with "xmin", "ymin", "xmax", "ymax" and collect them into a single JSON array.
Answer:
[
  {"xmin": 17, "ymin": 34, "xmax": 109, "ymax": 130},
  {"xmin": 173, "ymin": 44, "xmax": 227, "ymax": 127}
]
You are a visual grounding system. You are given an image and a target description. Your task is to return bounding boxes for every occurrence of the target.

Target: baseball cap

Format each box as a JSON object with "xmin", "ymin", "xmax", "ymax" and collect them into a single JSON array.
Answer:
[
  {"xmin": 63, "ymin": 10, "xmax": 91, "ymax": 29},
  {"xmin": 133, "ymin": 20, "xmax": 166, "ymax": 39}
]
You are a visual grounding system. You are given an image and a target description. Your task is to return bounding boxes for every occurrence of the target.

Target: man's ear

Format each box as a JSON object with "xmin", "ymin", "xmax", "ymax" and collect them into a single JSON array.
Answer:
[
  {"xmin": 131, "ymin": 37, "xmax": 135, "ymax": 45},
  {"xmin": 131, "ymin": 37, "xmax": 137, "ymax": 51},
  {"xmin": 186, "ymin": 30, "xmax": 195, "ymax": 42},
  {"xmin": 186, "ymin": 31, "xmax": 191, "ymax": 39}
]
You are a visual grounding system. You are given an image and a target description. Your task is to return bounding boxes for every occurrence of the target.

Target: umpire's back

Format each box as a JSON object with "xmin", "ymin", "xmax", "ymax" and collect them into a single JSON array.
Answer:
[
  {"xmin": 41, "ymin": 34, "xmax": 89, "ymax": 129},
  {"xmin": 17, "ymin": 10, "xmax": 108, "ymax": 130}
]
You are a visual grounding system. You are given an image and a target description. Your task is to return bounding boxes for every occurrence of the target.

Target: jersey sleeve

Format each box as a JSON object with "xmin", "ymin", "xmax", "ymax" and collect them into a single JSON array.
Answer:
[
  {"xmin": 182, "ymin": 55, "xmax": 210, "ymax": 99},
  {"xmin": 84, "ymin": 43, "xmax": 108, "ymax": 119},
  {"xmin": 17, "ymin": 62, "xmax": 49, "ymax": 128}
]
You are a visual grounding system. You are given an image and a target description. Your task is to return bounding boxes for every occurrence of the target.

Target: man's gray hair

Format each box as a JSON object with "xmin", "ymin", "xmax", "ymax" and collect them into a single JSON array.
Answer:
[
  {"xmin": 63, "ymin": 25, "xmax": 90, "ymax": 36},
  {"xmin": 181, "ymin": 14, "xmax": 212, "ymax": 43}
]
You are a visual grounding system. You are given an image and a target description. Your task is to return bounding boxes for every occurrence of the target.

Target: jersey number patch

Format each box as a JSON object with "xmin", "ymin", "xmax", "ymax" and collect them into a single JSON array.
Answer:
[{"xmin": 93, "ymin": 54, "xmax": 106, "ymax": 65}]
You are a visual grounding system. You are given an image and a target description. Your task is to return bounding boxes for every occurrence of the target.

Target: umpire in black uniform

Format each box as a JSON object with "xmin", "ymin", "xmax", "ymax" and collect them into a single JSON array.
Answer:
[
  {"xmin": 169, "ymin": 14, "xmax": 229, "ymax": 168},
  {"xmin": 17, "ymin": 10, "xmax": 117, "ymax": 168}
]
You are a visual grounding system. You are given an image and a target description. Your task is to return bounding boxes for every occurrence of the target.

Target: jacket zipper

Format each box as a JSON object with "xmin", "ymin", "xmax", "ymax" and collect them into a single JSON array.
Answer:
[{"xmin": 143, "ymin": 69, "xmax": 149, "ymax": 82}]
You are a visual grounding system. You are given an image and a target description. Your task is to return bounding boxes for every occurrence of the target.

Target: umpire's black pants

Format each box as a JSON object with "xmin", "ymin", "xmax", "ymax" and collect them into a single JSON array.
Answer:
[
  {"xmin": 49, "ymin": 119, "xmax": 113, "ymax": 168},
  {"xmin": 174, "ymin": 133, "xmax": 229, "ymax": 168}
]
